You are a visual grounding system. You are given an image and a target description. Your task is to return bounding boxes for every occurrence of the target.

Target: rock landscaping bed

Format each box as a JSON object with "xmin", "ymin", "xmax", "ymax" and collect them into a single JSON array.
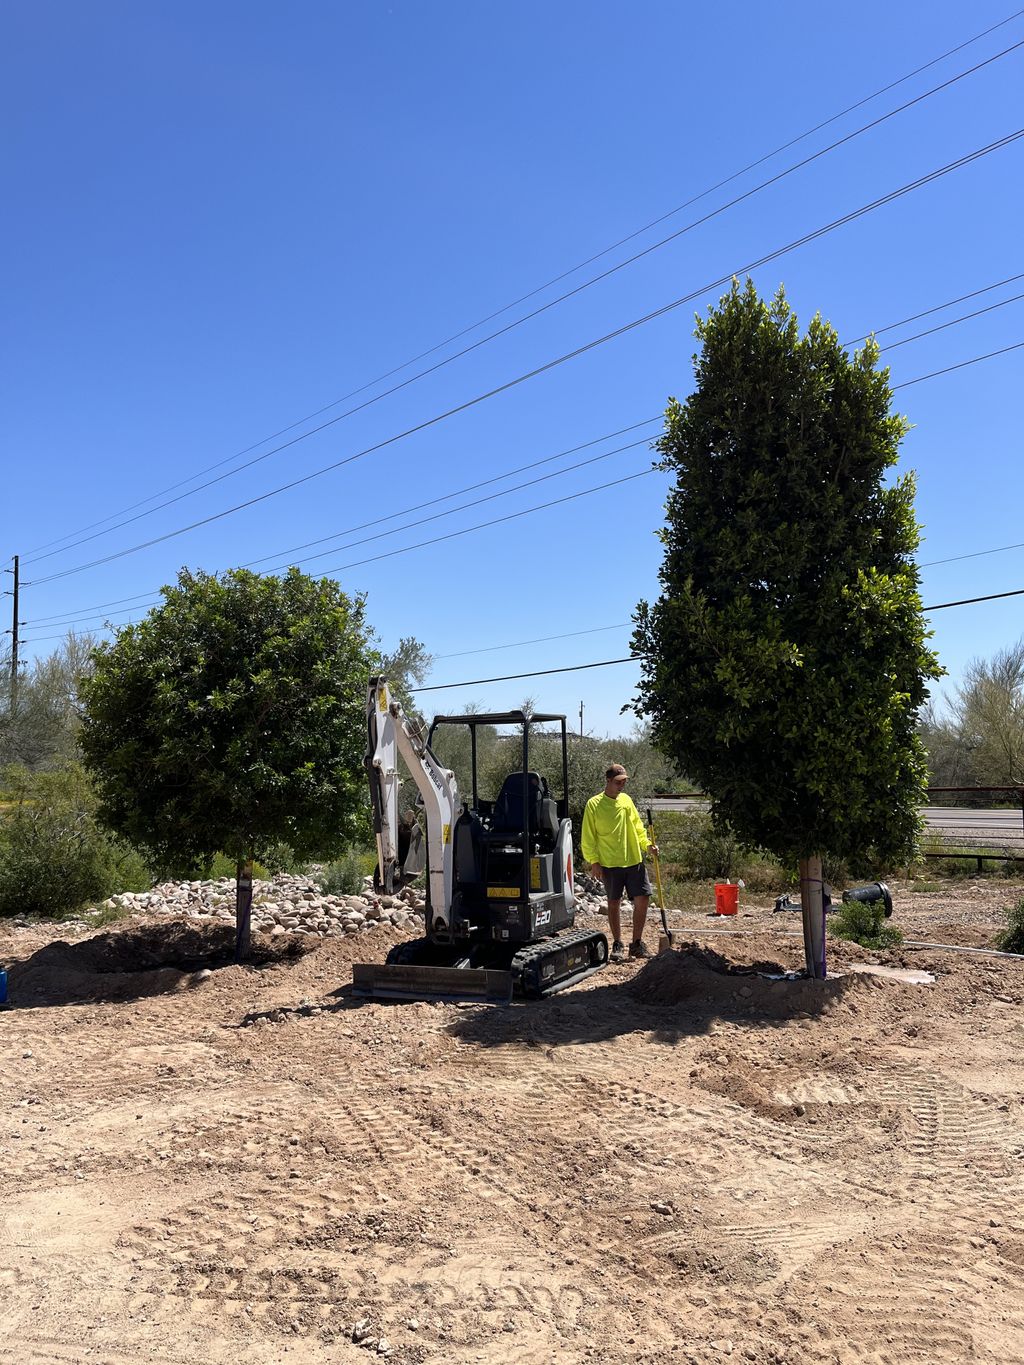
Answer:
[{"xmin": 94, "ymin": 871, "xmax": 425, "ymax": 938}]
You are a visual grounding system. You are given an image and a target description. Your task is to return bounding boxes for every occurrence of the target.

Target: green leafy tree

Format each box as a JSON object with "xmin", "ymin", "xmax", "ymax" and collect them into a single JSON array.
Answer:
[
  {"xmin": 950, "ymin": 637, "xmax": 1024, "ymax": 789},
  {"xmin": 79, "ymin": 567, "xmax": 381, "ymax": 957},
  {"xmin": 632, "ymin": 281, "xmax": 942, "ymax": 975},
  {"xmin": 0, "ymin": 632, "xmax": 97, "ymax": 772}
]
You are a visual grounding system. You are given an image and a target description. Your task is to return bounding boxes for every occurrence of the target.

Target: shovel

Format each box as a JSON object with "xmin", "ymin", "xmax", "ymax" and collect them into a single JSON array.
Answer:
[{"xmin": 646, "ymin": 807, "xmax": 673, "ymax": 955}]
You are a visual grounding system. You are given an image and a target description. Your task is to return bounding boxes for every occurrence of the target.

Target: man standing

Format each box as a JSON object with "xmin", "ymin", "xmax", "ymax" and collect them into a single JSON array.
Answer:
[{"xmin": 581, "ymin": 764, "xmax": 658, "ymax": 962}]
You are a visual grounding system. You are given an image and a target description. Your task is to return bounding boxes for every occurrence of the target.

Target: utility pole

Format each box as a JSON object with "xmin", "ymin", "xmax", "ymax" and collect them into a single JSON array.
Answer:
[
  {"xmin": 4, "ymin": 555, "xmax": 18, "ymax": 709},
  {"xmin": 578, "ymin": 700, "xmax": 584, "ymax": 737}
]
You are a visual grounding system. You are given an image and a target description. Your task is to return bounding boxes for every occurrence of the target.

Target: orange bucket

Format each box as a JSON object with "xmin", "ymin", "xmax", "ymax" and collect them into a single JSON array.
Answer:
[{"xmin": 714, "ymin": 883, "xmax": 739, "ymax": 915}]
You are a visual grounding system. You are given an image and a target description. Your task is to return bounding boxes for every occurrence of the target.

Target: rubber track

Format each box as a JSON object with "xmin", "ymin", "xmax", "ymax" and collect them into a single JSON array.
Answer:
[{"xmin": 510, "ymin": 926, "xmax": 607, "ymax": 996}]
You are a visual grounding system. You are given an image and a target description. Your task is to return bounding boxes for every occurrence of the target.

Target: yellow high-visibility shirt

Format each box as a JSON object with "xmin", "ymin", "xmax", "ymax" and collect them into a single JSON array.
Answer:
[{"xmin": 580, "ymin": 791, "xmax": 649, "ymax": 868}]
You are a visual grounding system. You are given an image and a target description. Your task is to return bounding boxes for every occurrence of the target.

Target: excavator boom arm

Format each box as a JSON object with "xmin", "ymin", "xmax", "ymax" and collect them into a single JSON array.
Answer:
[{"xmin": 365, "ymin": 678, "xmax": 459, "ymax": 932}]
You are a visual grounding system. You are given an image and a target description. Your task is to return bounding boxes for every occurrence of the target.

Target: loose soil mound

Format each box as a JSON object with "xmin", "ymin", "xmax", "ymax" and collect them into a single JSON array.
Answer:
[
  {"xmin": 7, "ymin": 919, "xmax": 318, "ymax": 1007},
  {"xmin": 629, "ymin": 941, "xmax": 866, "ymax": 1016}
]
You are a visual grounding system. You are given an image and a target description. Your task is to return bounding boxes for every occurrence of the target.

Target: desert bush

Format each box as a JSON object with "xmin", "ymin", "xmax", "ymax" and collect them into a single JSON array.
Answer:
[
  {"xmin": 316, "ymin": 847, "xmax": 370, "ymax": 897},
  {"xmin": 0, "ymin": 764, "xmax": 151, "ymax": 918},
  {"xmin": 828, "ymin": 894, "xmax": 904, "ymax": 950},
  {"xmin": 653, "ymin": 810, "xmax": 789, "ymax": 888},
  {"xmin": 202, "ymin": 852, "xmax": 270, "ymax": 882},
  {"xmin": 995, "ymin": 897, "xmax": 1024, "ymax": 954}
]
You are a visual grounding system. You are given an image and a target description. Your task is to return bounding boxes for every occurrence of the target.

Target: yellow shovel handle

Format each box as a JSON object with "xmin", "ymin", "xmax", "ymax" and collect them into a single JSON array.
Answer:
[{"xmin": 646, "ymin": 815, "xmax": 666, "ymax": 914}]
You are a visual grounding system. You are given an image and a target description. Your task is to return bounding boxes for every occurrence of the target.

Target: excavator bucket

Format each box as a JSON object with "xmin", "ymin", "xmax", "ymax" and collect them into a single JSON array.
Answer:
[{"xmin": 352, "ymin": 961, "xmax": 514, "ymax": 1005}]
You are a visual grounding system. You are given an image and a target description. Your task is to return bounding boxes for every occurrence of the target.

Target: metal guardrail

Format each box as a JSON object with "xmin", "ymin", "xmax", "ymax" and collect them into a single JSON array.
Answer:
[
  {"xmin": 652, "ymin": 787, "xmax": 1024, "ymax": 870},
  {"xmin": 921, "ymin": 785, "xmax": 1024, "ymax": 868}
]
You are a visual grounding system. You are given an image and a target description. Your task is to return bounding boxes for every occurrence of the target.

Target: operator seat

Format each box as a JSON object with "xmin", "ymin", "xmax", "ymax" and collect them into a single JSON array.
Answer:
[{"xmin": 488, "ymin": 771, "xmax": 559, "ymax": 851}]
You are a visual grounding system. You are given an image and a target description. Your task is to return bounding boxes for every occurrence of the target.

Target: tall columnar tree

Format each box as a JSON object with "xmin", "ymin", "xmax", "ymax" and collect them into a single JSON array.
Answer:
[
  {"xmin": 632, "ymin": 281, "xmax": 942, "ymax": 976},
  {"xmin": 79, "ymin": 567, "xmax": 382, "ymax": 958}
]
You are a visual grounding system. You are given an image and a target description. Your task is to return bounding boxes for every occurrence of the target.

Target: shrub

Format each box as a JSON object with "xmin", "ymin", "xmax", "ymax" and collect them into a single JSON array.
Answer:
[
  {"xmin": 0, "ymin": 764, "xmax": 151, "ymax": 918},
  {"xmin": 828, "ymin": 894, "xmax": 904, "ymax": 950},
  {"xmin": 995, "ymin": 897, "xmax": 1024, "ymax": 954},
  {"xmin": 653, "ymin": 810, "xmax": 789, "ymax": 889},
  {"xmin": 316, "ymin": 847, "xmax": 368, "ymax": 897},
  {"xmin": 203, "ymin": 852, "xmax": 270, "ymax": 882}
]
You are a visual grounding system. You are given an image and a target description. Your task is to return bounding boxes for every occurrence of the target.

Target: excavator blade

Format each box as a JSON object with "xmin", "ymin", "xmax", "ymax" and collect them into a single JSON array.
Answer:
[{"xmin": 352, "ymin": 961, "xmax": 514, "ymax": 1005}]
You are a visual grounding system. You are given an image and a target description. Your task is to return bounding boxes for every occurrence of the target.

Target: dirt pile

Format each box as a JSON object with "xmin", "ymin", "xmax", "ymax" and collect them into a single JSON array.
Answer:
[
  {"xmin": 7, "ymin": 919, "xmax": 319, "ymax": 1007},
  {"xmin": 629, "ymin": 941, "xmax": 870, "ymax": 1016}
]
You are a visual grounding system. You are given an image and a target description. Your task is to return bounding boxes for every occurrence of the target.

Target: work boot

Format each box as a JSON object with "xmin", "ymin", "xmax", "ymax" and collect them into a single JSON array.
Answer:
[
  {"xmin": 628, "ymin": 939, "xmax": 651, "ymax": 960},
  {"xmin": 611, "ymin": 940, "xmax": 626, "ymax": 962}
]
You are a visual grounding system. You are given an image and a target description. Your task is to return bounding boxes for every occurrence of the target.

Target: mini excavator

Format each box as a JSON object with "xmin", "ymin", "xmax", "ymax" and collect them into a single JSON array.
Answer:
[{"xmin": 352, "ymin": 678, "xmax": 609, "ymax": 1003}]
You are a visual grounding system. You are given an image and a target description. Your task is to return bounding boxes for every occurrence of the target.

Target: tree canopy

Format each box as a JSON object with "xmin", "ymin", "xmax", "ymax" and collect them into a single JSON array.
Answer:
[
  {"xmin": 923, "ymin": 636, "xmax": 1024, "ymax": 792},
  {"xmin": 632, "ymin": 280, "xmax": 942, "ymax": 869},
  {"xmin": 79, "ymin": 567, "xmax": 381, "ymax": 875}
]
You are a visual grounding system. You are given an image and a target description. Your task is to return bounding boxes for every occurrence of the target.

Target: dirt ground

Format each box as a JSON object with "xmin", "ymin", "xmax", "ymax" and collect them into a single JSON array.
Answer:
[{"xmin": 2, "ymin": 880, "xmax": 1024, "ymax": 1365}]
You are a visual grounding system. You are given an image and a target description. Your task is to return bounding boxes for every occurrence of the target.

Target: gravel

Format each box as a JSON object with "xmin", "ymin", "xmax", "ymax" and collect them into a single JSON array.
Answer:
[{"xmin": 79, "ymin": 870, "xmax": 613, "ymax": 941}]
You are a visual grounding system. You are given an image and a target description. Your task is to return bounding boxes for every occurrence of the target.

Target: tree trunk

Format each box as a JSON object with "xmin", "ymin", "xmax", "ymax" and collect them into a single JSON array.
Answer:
[
  {"xmin": 799, "ymin": 855, "xmax": 826, "ymax": 979},
  {"xmin": 235, "ymin": 857, "xmax": 254, "ymax": 962}
]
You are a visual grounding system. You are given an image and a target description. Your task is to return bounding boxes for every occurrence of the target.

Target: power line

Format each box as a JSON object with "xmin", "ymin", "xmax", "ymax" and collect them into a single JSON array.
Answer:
[
  {"xmin": 874, "ymin": 290, "xmax": 1024, "ymax": 351},
  {"xmin": 235, "ymin": 420, "xmax": 660, "ymax": 573},
  {"xmin": 21, "ymin": 324, "xmax": 1024, "ymax": 634},
  {"xmin": 21, "ymin": 265, "xmax": 1024, "ymax": 628},
  {"xmin": 891, "ymin": 338, "xmax": 1024, "ymax": 388},
  {"xmin": 27, "ymin": 10, "xmax": 1024, "ymax": 562},
  {"xmin": 845, "ymin": 268, "xmax": 1024, "ymax": 343},
  {"xmin": 24, "ymin": 126, "xmax": 1024, "ymax": 589},
  {"xmin": 24, "ymin": 576, "xmax": 1024, "ymax": 655},
  {"xmin": 315, "ymin": 468, "xmax": 661, "ymax": 577},
  {"xmin": 32, "ymin": 282, "xmax": 1024, "ymax": 627},
  {"xmin": 23, "ymin": 419, "xmax": 664, "ymax": 628},
  {"xmin": 411, "ymin": 588, "xmax": 1024, "ymax": 692},
  {"xmin": 412, "ymin": 658, "xmax": 642, "ymax": 693},
  {"xmin": 435, "ymin": 623, "xmax": 631, "ymax": 660},
  {"xmin": 923, "ymin": 586, "xmax": 1024, "ymax": 610},
  {"xmin": 922, "ymin": 540, "xmax": 1024, "ymax": 568},
  {"xmin": 27, "ymin": 588, "xmax": 168, "ymax": 625},
  {"xmin": 21, "ymin": 256, "xmax": 1024, "ymax": 629},
  {"xmin": 20, "ymin": 473, "xmax": 659, "ymax": 644}
]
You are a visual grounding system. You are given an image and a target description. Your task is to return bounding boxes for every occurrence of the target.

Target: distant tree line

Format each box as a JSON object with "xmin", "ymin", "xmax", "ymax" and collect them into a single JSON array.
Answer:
[{"xmin": 919, "ymin": 636, "xmax": 1024, "ymax": 802}]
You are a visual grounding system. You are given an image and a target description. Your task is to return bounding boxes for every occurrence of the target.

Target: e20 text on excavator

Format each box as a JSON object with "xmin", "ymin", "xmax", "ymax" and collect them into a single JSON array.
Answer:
[{"xmin": 352, "ymin": 678, "xmax": 609, "ymax": 1004}]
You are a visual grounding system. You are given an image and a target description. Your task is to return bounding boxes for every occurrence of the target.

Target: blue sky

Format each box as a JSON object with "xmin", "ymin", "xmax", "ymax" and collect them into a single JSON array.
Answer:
[{"xmin": 2, "ymin": 1, "xmax": 1022, "ymax": 736}]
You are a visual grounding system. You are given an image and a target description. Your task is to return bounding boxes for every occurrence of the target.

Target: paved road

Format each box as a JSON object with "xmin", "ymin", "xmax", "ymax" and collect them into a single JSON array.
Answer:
[{"xmin": 648, "ymin": 797, "xmax": 1024, "ymax": 848}]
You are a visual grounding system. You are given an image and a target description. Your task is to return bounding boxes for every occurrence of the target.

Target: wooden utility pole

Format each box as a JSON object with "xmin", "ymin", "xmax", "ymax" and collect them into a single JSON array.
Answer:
[
  {"xmin": 578, "ymin": 701, "xmax": 584, "ymax": 737},
  {"xmin": 5, "ymin": 555, "xmax": 18, "ymax": 709},
  {"xmin": 799, "ymin": 855, "xmax": 827, "ymax": 979}
]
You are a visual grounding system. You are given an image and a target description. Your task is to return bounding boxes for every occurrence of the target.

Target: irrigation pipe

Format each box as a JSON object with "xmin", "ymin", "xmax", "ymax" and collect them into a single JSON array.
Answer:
[{"xmin": 674, "ymin": 926, "xmax": 1024, "ymax": 961}]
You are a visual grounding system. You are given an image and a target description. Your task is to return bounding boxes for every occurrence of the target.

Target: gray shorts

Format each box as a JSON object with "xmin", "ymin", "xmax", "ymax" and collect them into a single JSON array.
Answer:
[{"xmin": 602, "ymin": 863, "xmax": 652, "ymax": 902}]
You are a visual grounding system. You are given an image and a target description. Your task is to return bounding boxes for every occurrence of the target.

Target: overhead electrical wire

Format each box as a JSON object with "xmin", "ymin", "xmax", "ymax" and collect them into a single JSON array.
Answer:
[
  {"xmin": 876, "ymin": 291, "xmax": 1024, "ymax": 350},
  {"xmin": 434, "ymin": 623, "xmax": 632, "ymax": 660},
  {"xmin": 28, "ymin": 267, "xmax": 1024, "ymax": 628},
  {"xmin": 235, "ymin": 419, "xmax": 660, "ymax": 573},
  {"xmin": 922, "ymin": 539, "xmax": 1024, "ymax": 569},
  {"xmin": 25, "ymin": 422, "xmax": 664, "ymax": 630},
  {"xmin": 20, "ymin": 325, "xmax": 1024, "ymax": 639},
  {"xmin": 409, "ymin": 588, "xmax": 1024, "ymax": 693},
  {"xmin": 890, "ymin": 338, "xmax": 1024, "ymax": 388},
  {"xmin": 22, "ymin": 125, "xmax": 1024, "ymax": 591},
  {"xmin": 25, "ymin": 9, "xmax": 1024, "ymax": 562},
  {"xmin": 21, "ymin": 472, "xmax": 659, "ymax": 643},
  {"xmin": 843, "ymin": 268, "xmax": 1024, "ymax": 343}
]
